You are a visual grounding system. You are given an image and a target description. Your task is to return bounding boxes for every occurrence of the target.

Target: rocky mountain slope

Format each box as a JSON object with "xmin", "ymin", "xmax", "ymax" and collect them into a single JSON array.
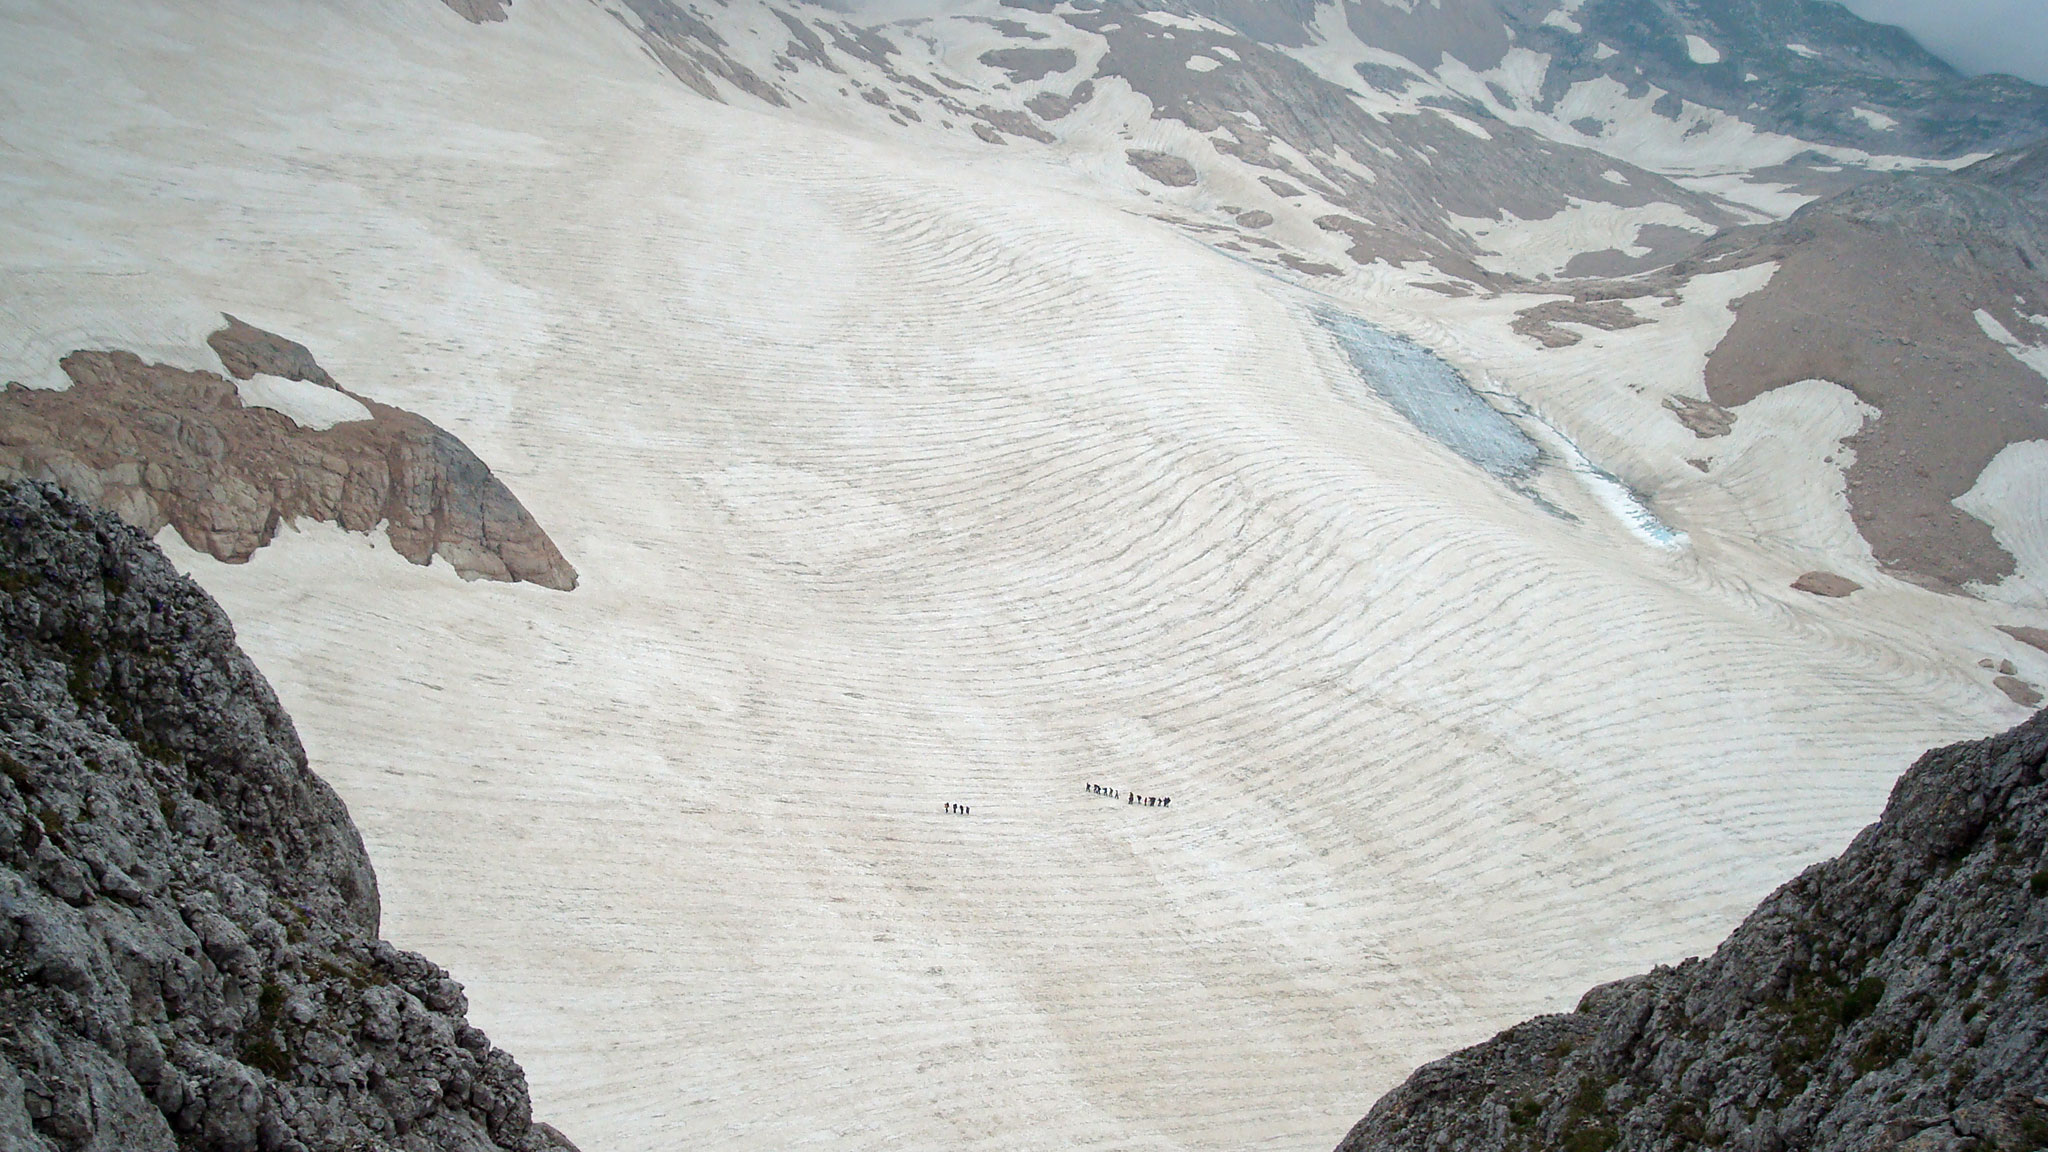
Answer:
[
  {"xmin": 1693, "ymin": 142, "xmax": 2048, "ymax": 592},
  {"xmin": 529, "ymin": 0, "xmax": 2048, "ymax": 283},
  {"xmin": 1336, "ymin": 709, "xmax": 2048, "ymax": 1152},
  {"xmin": 0, "ymin": 479, "xmax": 576, "ymax": 1152},
  {"xmin": 1520, "ymin": 139, "xmax": 2048, "ymax": 594},
  {"xmin": 416, "ymin": 0, "xmax": 2048, "ymax": 598}
]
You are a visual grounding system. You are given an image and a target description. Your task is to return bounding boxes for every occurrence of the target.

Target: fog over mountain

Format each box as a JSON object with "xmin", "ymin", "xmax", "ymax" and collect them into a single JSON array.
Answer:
[
  {"xmin": 1, "ymin": 1, "xmax": 2045, "ymax": 1150},
  {"xmin": 1837, "ymin": 0, "xmax": 2048, "ymax": 85}
]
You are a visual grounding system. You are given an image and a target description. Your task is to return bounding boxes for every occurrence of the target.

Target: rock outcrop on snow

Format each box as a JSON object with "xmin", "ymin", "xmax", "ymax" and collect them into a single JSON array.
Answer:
[
  {"xmin": 1336, "ymin": 710, "xmax": 2048, "ymax": 1152},
  {"xmin": 0, "ymin": 318, "xmax": 578, "ymax": 591},
  {"xmin": 0, "ymin": 479, "xmax": 577, "ymax": 1152}
]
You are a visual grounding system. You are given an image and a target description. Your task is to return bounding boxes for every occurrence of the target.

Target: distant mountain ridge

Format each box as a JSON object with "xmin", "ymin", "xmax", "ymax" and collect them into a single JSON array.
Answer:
[{"xmin": 458, "ymin": 0, "xmax": 2047, "ymax": 290}]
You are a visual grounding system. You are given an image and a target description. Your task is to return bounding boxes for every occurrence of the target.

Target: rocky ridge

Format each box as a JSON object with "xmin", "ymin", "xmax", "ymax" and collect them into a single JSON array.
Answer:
[
  {"xmin": 1336, "ymin": 710, "xmax": 2048, "ymax": 1152},
  {"xmin": 0, "ymin": 479, "xmax": 577, "ymax": 1152},
  {"xmin": 0, "ymin": 317, "xmax": 578, "ymax": 591}
]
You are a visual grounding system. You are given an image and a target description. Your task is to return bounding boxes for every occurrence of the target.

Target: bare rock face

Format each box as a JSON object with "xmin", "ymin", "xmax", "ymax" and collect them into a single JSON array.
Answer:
[
  {"xmin": 0, "ymin": 318, "xmax": 577, "ymax": 591},
  {"xmin": 441, "ymin": 0, "xmax": 509, "ymax": 24},
  {"xmin": 977, "ymin": 46, "xmax": 1076, "ymax": 83},
  {"xmin": 2002, "ymin": 627, "xmax": 2048, "ymax": 657},
  {"xmin": 1126, "ymin": 149, "xmax": 1199, "ymax": 188},
  {"xmin": 1793, "ymin": 571, "xmax": 1862, "ymax": 598},
  {"xmin": 1335, "ymin": 710, "xmax": 2048, "ymax": 1152},
  {"xmin": 208, "ymin": 317, "xmax": 335, "ymax": 389},
  {"xmin": 1486, "ymin": 0, "xmax": 2048, "ymax": 160},
  {"xmin": 1662, "ymin": 395, "xmax": 1735, "ymax": 439},
  {"xmin": 1513, "ymin": 301, "xmax": 1650, "ymax": 349},
  {"xmin": 0, "ymin": 479, "xmax": 577, "ymax": 1152}
]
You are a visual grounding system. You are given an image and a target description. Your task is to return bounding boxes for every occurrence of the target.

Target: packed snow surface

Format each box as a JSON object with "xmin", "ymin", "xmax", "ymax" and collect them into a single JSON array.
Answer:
[
  {"xmin": 235, "ymin": 374, "xmax": 374, "ymax": 430},
  {"xmin": 0, "ymin": 3, "xmax": 2036, "ymax": 1152}
]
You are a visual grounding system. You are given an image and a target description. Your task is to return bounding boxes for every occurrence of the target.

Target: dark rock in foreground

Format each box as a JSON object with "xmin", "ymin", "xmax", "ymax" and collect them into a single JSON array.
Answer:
[
  {"xmin": 1337, "ymin": 710, "xmax": 2048, "ymax": 1152},
  {"xmin": 0, "ymin": 480, "xmax": 576, "ymax": 1152}
]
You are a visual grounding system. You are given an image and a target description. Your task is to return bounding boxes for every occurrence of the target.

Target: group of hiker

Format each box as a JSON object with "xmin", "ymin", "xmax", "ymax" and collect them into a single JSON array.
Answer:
[
  {"xmin": 1087, "ymin": 783, "xmax": 1169, "ymax": 808},
  {"xmin": 942, "ymin": 787, "xmax": 1175, "ymax": 817}
]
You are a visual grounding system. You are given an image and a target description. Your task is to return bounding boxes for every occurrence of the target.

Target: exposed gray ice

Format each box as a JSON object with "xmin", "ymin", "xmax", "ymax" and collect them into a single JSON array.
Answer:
[
  {"xmin": 1320, "ymin": 311, "xmax": 1688, "ymax": 549},
  {"xmin": 1319, "ymin": 312, "xmax": 1542, "ymax": 481}
]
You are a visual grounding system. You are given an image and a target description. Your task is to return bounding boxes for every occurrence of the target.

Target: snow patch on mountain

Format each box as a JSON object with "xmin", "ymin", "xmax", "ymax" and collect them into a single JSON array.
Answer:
[
  {"xmin": 1450, "ymin": 199, "xmax": 1713, "ymax": 279},
  {"xmin": 1976, "ymin": 308, "xmax": 2048, "ymax": 382},
  {"xmin": 235, "ymin": 373, "xmax": 374, "ymax": 430},
  {"xmin": 1956, "ymin": 441, "xmax": 2048, "ymax": 604}
]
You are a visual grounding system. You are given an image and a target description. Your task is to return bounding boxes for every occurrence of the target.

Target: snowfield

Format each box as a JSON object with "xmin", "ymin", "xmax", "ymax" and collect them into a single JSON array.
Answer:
[{"xmin": 2, "ymin": 2, "xmax": 2041, "ymax": 1151}]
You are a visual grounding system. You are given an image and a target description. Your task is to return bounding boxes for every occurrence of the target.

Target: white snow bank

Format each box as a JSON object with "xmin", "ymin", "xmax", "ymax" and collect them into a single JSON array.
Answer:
[
  {"xmin": 1976, "ymin": 308, "xmax": 2048, "ymax": 383},
  {"xmin": 1684, "ymin": 36, "xmax": 1722, "ymax": 65},
  {"xmin": 1450, "ymin": 197, "xmax": 1713, "ymax": 279},
  {"xmin": 1957, "ymin": 440, "xmax": 2048, "ymax": 606},
  {"xmin": 235, "ymin": 374, "xmax": 374, "ymax": 430}
]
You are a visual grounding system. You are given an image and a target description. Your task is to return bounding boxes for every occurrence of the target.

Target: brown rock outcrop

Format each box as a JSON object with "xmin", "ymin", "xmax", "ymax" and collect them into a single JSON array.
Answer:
[
  {"xmin": 1694, "ymin": 141, "xmax": 2048, "ymax": 591},
  {"xmin": 1792, "ymin": 570, "xmax": 1861, "ymax": 597},
  {"xmin": 1127, "ymin": 149, "xmax": 1199, "ymax": 187},
  {"xmin": 206, "ymin": 314, "xmax": 336, "ymax": 388},
  {"xmin": 1512, "ymin": 299, "xmax": 1649, "ymax": 349},
  {"xmin": 1662, "ymin": 394, "xmax": 1736, "ymax": 438},
  {"xmin": 2002, "ymin": 626, "xmax": 2048, "ymax": 655},
  {"xmin": 0, "ymin": 320, "xmax": 576, "ymax": 590}
]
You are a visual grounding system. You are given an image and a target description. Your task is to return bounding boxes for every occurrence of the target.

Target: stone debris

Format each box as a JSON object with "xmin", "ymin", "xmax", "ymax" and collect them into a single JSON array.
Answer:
[{"xmin": 1996, "ymin": 677, "xmax": 2044, "ymax": 707}]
